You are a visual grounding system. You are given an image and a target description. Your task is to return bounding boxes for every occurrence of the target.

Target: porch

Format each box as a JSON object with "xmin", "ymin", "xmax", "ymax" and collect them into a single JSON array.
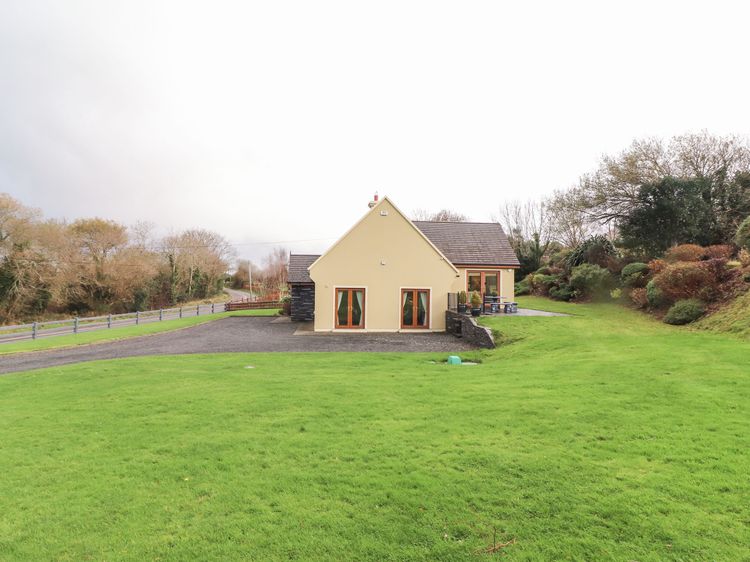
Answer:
[{"xmin": 447, "ymin": 292, "xmax": 519, "ymax": 315}]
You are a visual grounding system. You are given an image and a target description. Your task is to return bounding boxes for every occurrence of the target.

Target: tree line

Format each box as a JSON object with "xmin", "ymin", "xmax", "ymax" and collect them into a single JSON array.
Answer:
[
  {"xmin": 0, "ymin": 194, "xmax": 235, "ymax": 323},
  {"xmin": 497, "ymin": 131, "xmax": 750, "ymax": 277}
]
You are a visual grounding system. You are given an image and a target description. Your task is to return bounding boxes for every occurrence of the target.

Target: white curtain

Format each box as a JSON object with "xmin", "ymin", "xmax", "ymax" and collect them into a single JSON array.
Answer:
[
  {"xmin": 418, "ymin": 291, "xmax": 428, "ymax": 325},
  {"xmin": 337, "ymin": 290, "xmax": 344, "ymax": 308},
  {"xmin": 355, "ymin": 291, "xmax": 363, "ymax": 325}
]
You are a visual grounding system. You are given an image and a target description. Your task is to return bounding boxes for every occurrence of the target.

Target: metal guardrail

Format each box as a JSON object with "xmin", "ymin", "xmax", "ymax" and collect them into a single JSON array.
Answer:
[{"xmin": 0, "ymin": 303, "xmax": 228, "ymax": 345}]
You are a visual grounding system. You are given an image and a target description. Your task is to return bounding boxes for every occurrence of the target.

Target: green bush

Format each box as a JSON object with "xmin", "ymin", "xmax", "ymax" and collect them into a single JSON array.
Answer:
[
  {"xmin": 646, "ymin": 279, "xmax": 665, "ymax": 308},
  {"xmin": 664, "ymin": 299, "xmax": 705, "ymax": 325},
  {"xmin": 621, "ymin": 262, "xmax": 649, "ymax": 287},
  {"xmin": 515, "ymin": 278, "xmax": 531, "ymax": 296},
  {"xmin": 549, "ymin": 284, "xmax": 575, "ymax": 301},
  {"xmin": 565, "ymin": 235, "xmax": 619, "ymax": 269},
  {"xmin": 569, "ymin": 264, "xmax": 613, "ymax": 299},
  {"xmin": 530, "ymin": 273, "xmax": 563, "ymax": 296},
  {"xmin": 735, "ymin": 216, "xmax": 750, "ymax": 250}
]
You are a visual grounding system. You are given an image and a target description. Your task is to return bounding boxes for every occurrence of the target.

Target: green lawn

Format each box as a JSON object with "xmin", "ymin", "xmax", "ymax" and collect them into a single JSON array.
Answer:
[
  {"xmin": 0, "ymin": 309, "xmax": 280, "ymax": 355},
  {"xmin": 0, "ymin": 299, "xmax": 748, "ymax": 560}
]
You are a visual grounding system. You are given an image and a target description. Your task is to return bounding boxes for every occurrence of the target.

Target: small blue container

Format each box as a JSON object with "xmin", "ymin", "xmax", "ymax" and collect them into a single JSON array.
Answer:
[{"xmin": 447, "ymin": 355, "xmax": 462, "ymax": 365}]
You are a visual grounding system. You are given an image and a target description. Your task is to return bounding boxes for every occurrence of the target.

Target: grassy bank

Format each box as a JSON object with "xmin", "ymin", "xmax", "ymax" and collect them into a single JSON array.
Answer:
[{"xmin": 0, "ymin": 300, "xmax": 747, "ymax": 560}]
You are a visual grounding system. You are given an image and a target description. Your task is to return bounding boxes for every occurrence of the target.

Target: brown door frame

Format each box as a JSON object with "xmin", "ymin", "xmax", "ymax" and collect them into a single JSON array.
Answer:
[
  {"xmin": 334, "ymin": 287, "xmax": 366, "ymax": 329},
  {"xmin": 400, "ymin": 288, "xmax": 430, "ymax": 329},
  {"xmin": 467, "ymin": 270, "xmax": 500, "ymax": 298}
]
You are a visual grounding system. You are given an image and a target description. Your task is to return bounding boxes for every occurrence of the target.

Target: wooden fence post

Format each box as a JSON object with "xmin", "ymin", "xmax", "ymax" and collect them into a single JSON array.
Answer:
[
  {"xmin": 196, "ymin": 304, "xmax": 200, "ymax": 316},
  {"xmin": 159, "ymin": 308, "xmax": 163, "ymax": 321},
  {"xmin": 32, "ymin": 322, "xmax": 37, "ymax": 340},
  {"xmin": 74, "ymin": 317, "xmax": 79, "ymax": 334},
  {"xmin": 179, "ymin": 307, "xmax": 183, "ymax": 319},
  {"xmin": 136, "ymin": 311, "xmax": 140, "ymax": 325},
  {"xmin": 108, "ymin": 314, "xmax": 112, "ymax": 328}
]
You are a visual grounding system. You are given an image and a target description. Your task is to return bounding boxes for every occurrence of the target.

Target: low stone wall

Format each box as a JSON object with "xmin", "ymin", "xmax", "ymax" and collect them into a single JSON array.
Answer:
[
  {"xmin": 445, "ymin": 310, "xmax": 495, "ymax": 349},
  {"xmin": 290, "ymin": 284, "xmax": 315, "ymax": 321}
]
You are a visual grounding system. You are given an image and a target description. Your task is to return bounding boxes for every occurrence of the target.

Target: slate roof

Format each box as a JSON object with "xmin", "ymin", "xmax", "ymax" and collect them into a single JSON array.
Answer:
[
  {"xmin": 413, "ymin": 221, "xmax": 520, "ymax": 266},
  {"xmin": 288, "ymin": 254, "xmax": 320, "ymax": 284}
]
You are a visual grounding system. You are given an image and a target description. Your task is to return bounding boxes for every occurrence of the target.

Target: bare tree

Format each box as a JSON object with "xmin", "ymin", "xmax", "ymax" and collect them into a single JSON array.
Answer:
[
  {"xmin": 494, "ymin": 199, "xmax": 552, "ymax": 274},
  {"xmin": 494, "ymin": 200, "xmax": 550, "ymax": 251},
  {"xmin": 546, "ymin": 189, "xmax": 597, "ymax": 247},
  {"xmin": 0, "ymin": 194, "xmax": 40, "ymax": 256},
  {"xmin": 411, "ymin": 208, "xmax": 468, "ymax": 222},
  {"xmin": 578, "ymin": 131, "xmax": 750, "ymax": 226}
]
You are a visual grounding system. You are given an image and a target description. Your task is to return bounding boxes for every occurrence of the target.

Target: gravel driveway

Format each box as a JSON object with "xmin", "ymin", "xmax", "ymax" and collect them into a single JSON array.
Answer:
[{"xmin": 0, "ymin": 317, "xmax": 476, "ymax": 375}]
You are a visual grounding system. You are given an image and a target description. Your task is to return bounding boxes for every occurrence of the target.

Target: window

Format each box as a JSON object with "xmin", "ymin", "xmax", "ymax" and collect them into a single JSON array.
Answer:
[
  {"xmin": 401, "ymin": 289, "xmax": 430, "ymax": 329},
  {"xmin": 467, "ymin": 271, "xmax": 501, "ymax": 297},
  {"xmin": 335, "ymin": 288, "xmax": 365, "ymax": 329}
]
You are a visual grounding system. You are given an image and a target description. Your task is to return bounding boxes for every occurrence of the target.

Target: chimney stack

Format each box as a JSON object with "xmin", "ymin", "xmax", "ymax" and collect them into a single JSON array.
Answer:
[{"xmin": 368, "ymin": 192, "xmax": 379, "ymax": 208}]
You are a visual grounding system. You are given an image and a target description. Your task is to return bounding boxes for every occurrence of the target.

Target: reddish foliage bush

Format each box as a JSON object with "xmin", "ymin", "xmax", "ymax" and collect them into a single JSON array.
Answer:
[
  {"xmin": 653, "ymin": 261, "xmax": 719, "ymax": 303},
  {"xmin": 664, "ymin": 244, "xmax": 706, "ymax": 262},
  {"xmin": 648, "ymin": 259, "xmax": 667, "ymax": 274},
  {"xmin": 702, "ymin": 258, "xmax": 730, "ymax": 283},
  {"xmin": 630, "ymin": 287, "xmax": 648, "ymax": 309},
  {"xmin": 705, "ymin": 245, "xmax": 734, "ymax": 260}
]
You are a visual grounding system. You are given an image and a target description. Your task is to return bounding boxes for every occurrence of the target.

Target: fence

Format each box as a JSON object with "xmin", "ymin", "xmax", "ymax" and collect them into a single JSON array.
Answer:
[
  {"xmin": 0, "ymin": 303, "xmax": 230, "ymax": 345},
  {"xmin": 225, "ymin": 300, "xmax": 280, "ymax": 311}
]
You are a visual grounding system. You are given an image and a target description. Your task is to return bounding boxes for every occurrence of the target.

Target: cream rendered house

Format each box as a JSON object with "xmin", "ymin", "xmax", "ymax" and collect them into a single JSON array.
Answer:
[{"xmin": 287, "ymin": 196, "xmax": 520, "ymax": 332}]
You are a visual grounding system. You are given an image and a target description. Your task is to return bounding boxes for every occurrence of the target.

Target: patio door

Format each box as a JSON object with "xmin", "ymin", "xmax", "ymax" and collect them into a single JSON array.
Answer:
[
  {"xmin": 335, "ymin": 288, "xmax": 365, "ymax": 329},
  {"xmin": 401, "ymin": 289, "xmax": 430, "ymax": 329},
  {"xmin": 468, "ymin": 271, "xmax": 500, "ymax": 298}
]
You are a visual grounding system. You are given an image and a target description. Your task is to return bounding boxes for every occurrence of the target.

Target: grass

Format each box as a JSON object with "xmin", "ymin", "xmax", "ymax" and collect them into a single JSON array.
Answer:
[
  {"xmin": 0, "ymin": 299, "xmax": 748, "ymax": 560},
  {"xmin": 695, "ymin": 289, "xmax": 750, "ymax": 339},
  {"xmin": 0, "ymin": 309, "xmax": 280, "ymax": 355}
]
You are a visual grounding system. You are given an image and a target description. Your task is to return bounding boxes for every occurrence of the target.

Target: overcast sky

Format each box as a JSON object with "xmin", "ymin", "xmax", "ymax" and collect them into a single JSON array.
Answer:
[{"xmin": 2, "ymin": 0, "xmax": 749, "ymax": 262}]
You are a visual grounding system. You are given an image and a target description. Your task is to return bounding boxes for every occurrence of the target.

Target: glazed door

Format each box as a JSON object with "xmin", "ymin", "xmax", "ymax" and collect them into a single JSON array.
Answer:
[
  {"xmin": 401, "ymin": 289, "xmax": 430, "ymax": 329},
  {"xmin": 335, "ymin": 288, "xmax": 365, "ymax": 329}
]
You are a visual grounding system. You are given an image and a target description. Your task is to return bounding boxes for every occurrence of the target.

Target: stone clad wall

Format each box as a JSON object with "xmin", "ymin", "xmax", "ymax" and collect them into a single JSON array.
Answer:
[
  {"xmin": 291, "ymin": 284, "xmax": 315, "ymax": 321},
  {"xmin": 445, "ymin": 310, "xmax": 495, "ymax": 349}
]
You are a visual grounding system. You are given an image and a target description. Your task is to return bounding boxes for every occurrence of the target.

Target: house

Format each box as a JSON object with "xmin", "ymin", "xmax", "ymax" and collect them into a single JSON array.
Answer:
[{"xmin": 288, "ymin": 195, "xmax": 520, "ymax": 332}]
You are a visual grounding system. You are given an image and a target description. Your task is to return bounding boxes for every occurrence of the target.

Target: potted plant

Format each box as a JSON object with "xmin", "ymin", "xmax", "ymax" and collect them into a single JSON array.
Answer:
[
  {"xmin": 470, "ymin": 291, "xmax": 482, "ymax": 317},
  {"xmin": 457, "ymin": 290, "xmax": 468, "ymax": 314}
]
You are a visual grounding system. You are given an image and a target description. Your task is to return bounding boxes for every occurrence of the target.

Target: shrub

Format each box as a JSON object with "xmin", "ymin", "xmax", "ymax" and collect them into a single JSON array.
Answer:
[
  {"xmin": 663, "ymin": 299, "xmax": 705, "ymax": 325},
  {"xmin": 281, "ymin": 295, "xmax": 291, "ymax": 315},
  {"xmin": 514, "ymin": 278, "xmax": 531, "ymax": 296},
  {"xmin": 701, "ymin": 258, "xmax": 730, "ymax": 283},
  {"xmin": 652, "ymin": 261, "xmax": 717, "ymax": 303},
  {"xmin": 610, "ymin": 288, "xmax": 622, "ymax": 300},
  {"xmin": 630, "ymin": 287, "xmax": 649, "ymax": 308},
  {"xmin": 664, "ymin": 244, "xmax": 706, "ymax": 262},
  {"xmin": 735, "ymin": 216, "xmax": 750, "ymax": 250},
  {"xmin": 549, "ymin": 284, "xmax": 575, "ymax": 301},
  {"xmin": 530, "ymin": 273, "xmax": 562, "ymax": 296},
  {"xmin": 569, "ymin": 264, "xmax": 614, "ymax": 299},
  {"xmin": 470, "ymin": 291, "xmax": 481, "ymax": 308},
  {"xmin": 565, "ymin": 235, "xmax": 619, "ymax": 269},
  {"xmin": 646, "ymin": 279, "xmax": 665, "ymax": 308},
  {"xmin": 621, "ymin": 262, "xmax": 649, "ymax": 287},
  {"xmin": 740, "ymin": 249, "xmax": 750, "ymax": 268},
  {"xmin": 648, "ymin": 259, "xmax": 667, "ymax": 274},
  {"xmin": 705, "ymin": 245, "xmax": 734, "ymax": 260}
]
